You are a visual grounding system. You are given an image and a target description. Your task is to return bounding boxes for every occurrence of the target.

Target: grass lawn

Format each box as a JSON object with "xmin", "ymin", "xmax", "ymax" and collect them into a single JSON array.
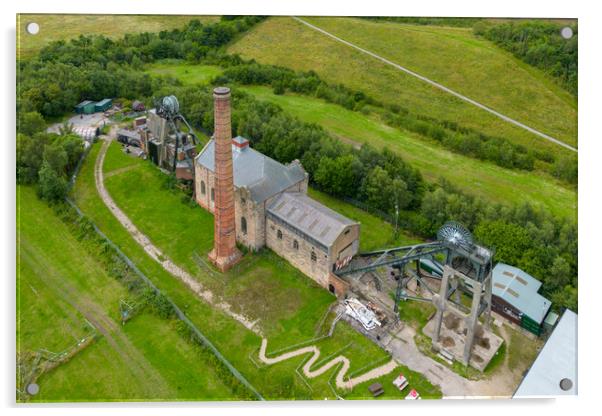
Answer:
[
  {"xmin": 16, "ymin": 185, "xmax": 235, "ymax": 401},
  {"xmin": 242, "ymin": 86, "xmax": 576, "ymax": 219},
  {"xmin": 72, "ymin": 141, "xmax": 440, "ymax": 399},
  {"xmin": 229, "ymin": 17, "xmax": 576, "ymax": 155},
  {"xmin": 145, "ymin": 61, "xmax": 223, "ymax": 85},
  {"xmin": 17, "ymin": 14, "xmax": 218, "ymax": 59},
  {"xmin": 342, "ymin": 364, "xmax": 442, "ymax": 400}
]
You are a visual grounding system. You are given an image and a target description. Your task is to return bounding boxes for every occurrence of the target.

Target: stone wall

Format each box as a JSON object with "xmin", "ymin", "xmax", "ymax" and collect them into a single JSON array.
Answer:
[{"xmin": 266, "ymin": 216, "xmax": 331, "ymax": 288}]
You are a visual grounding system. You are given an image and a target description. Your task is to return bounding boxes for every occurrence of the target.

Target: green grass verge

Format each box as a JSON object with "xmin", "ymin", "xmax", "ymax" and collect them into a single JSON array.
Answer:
[
  {"xmin": 17, "ymin": 185, "xmax": 235, "ymax": 401},
  {"xmin": 17, "ymin": 14, "xmax": 218, "ymax": 59},
  {"xmin": 242, "ymin": 86, "xmax": 576, "ymax": 219},
  {"xmin": 70, "ymin": 141, "xmax": 439, "ymax": 399},
  {"xmin": 229, "ymin": 17, "xmax": 576, "ymax": 155},
  {"xmin": 145, "ymin": 61, "xmax": 223, "ymax": 85}
]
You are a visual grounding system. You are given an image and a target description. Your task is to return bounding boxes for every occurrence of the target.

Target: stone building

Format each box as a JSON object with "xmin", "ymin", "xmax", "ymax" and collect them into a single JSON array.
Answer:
[{"xmin": 194, "ymin": 135, "xmax": 360, "ymax": 289}]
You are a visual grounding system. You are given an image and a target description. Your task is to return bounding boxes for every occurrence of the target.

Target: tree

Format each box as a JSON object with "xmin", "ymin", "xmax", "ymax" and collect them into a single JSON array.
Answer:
[
  {"xmin": 474, "ymin": 220, "xmax": 531, "ymax": 266},
  {"xmin": 17, "ymin": 133, "xmax": 45, "ymax": 184},
  {"xmin": 37, "ymin": 162, "xmax": 68, "ymax": 202},
  {"xmin": 314, "ymin": 155, "xmax": 363, "ymax": 197},
  {"xmin": 58, "ymin": 121, "xmax": 75, "ymax": 136},
  {"xmin": 547, "ymin": 256, "xmax": 571, "ymax": 292},
  {"xmin": 43, "ymin": 141, "xmax": 68, "ymax": 174},
  {"xmin": 18, "ymin": 111, "xmax": 46, "ymax": 136}
]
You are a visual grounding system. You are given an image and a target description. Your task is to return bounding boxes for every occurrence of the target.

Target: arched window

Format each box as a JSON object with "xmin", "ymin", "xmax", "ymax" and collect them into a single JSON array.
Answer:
[
  {"xmin": 311, "ymin": 251, "xmax": 317, "ymax": 262},
  {"xmin": 241, "ymin": 217, "xmax": 247, "ymax": 235},
  {"xmin": 293, "ymin": 240, "xmax": 299, "ymax": 250},
  {"xmin": 211, "ymin": 188, "xmax": 215, "ymax": 201},
  {"xmin": 201, "ymin": 181, "xmax": 206, "ymax": 195},
  {"xmin": 277, "ymin": 230, "xmax": 282, "ymax": 240}
]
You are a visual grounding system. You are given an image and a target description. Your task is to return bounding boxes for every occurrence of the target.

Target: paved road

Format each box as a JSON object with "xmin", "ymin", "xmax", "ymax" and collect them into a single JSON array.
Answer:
[{"xmin": 292, "ymin": 17, "xmax": 577, "ymax": 153}]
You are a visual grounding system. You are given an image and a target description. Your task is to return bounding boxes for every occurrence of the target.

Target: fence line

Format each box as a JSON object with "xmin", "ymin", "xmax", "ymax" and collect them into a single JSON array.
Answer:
[{"xmin": 64, "ymin": 142, "xmax": 264, "ymax": 400}]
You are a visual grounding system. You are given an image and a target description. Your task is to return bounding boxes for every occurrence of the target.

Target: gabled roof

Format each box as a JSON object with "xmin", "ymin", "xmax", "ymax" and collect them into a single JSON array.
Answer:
[
  {"xmin": 492, "ymin": 263, "xmax": 551, "ymax": 324},
  {"xmin": 267, "ymin": 192, "xmax": 357, "ymax": 248},
  {"xmin": 195, "ymin": 137, "xmax": 307, "ymax": 204}
]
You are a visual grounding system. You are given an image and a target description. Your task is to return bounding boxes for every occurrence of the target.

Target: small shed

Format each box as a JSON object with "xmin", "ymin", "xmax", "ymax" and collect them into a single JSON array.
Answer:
[
  {"xmin": 75, "ymin": 100, "xmax": 95, "ymax": 114},
  {"xmin": 95, "ymin": 98, "xmax": 112, "ymax": 112}
]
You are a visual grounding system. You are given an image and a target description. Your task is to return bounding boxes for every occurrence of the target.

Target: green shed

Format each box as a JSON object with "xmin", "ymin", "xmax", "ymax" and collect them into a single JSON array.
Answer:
[
  {"xmin": 94, "ymin": 98, "xmax": 112, "ymax": 112},
  {"xmin": 75, "ymin": 100, "xmax": 96, "ymax": 114}
]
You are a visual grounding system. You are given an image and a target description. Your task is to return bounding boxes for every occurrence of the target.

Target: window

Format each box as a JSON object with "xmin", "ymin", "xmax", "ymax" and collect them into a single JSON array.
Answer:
[
  {"xmin": 241, "ymin": 197, "xmax": 246, "ymax": 205},
  {"xmin": 293, "ymin": 240, "xmax": 299, "ymax": 250},
  {"xmin": 211, "ymin": 188, "xmax": 215, "ymax": 201},
  {"xmin": 277, "ymin": 230, "xmax": 282, "ymax": 240},
  {"xmin": 241, "ymin": 217, "xmax": 247, "ymax": 235},
  {"xmin": 201, "ymin": 181, "xmax": 206, "ymax": 195},
  {"xmin": 311, "ymin": 251, "xmax": 317, "ymax": 262}
]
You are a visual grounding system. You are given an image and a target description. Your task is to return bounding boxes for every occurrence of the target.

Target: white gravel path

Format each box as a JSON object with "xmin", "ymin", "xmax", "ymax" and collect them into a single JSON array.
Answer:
[
  {"xmin": 94, "ymin": 139, "xmax": 261, "ymax": 335},
  {"xmin": 258, "ymin": 338, "xmax": 398, "ymax": 390}
]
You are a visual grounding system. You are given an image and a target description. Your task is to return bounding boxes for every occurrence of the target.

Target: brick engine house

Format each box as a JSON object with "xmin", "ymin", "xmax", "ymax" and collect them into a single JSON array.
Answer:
[{"xmin": 196, "ymin": 87, "xmax": 360, "ymax": 288}]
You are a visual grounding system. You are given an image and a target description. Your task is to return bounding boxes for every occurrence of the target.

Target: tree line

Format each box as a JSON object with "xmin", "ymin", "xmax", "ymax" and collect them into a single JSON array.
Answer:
[
  {"xmin": 474, "ymin": 20, "xmax": 578, "ymax": 96},
  {"xmin": 158, "ymin": 84, "xmax": 577, "ymax": 311},
  {"xmin": 217, "ymin": 62, "xmax": 577, "ymax": 185},
  {"xmin": 16, "ymin": 16, "xmax": 577, "ymax": 310}
]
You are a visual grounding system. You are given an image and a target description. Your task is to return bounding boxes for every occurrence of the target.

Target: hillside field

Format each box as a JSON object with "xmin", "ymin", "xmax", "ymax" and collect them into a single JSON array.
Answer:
[
  {"xmin": 143, "ymin": 61, "xmax": 575, "ymax": 218},
  {"xmin": 17, "ymin": 14, "xmax": 218, "ymax": 59},
  {"xmin": 71, "ymin": 141, "xmax": 442, "ymax": 399},
  {"xmin": 228, "ymin": 17, "xmax": 577, "ymax": 153},
  {"xmin": 16, "ymin": 185, "xmax": 235, "ymax": 401}
]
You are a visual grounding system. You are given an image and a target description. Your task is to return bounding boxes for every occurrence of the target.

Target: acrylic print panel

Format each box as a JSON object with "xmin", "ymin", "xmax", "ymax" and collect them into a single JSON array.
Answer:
[{"xmin": 16, "ymin": 13, "xmax": 577, "ymax": 402}]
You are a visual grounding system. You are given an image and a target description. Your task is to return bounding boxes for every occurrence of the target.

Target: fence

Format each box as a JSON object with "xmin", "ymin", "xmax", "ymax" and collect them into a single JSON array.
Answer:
[{"xmin": 64, "ymin": 141, "xmax": 264, "ymax": 400}]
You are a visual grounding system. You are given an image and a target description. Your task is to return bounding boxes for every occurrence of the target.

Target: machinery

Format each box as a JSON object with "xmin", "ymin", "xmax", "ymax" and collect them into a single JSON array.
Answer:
[
  {"xmin": 151, "ymin": 95, "xmax": 199, "ymax": 179},
  {"xmin": 334, "ymin": 221, "xmax": 494, "ymax": 365}
]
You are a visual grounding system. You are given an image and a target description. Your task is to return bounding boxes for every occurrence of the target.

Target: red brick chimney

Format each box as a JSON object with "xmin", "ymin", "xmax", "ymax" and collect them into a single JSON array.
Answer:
[{"xmin": 208, "ymin": 87, "xmax": 242, "ymax": 272}]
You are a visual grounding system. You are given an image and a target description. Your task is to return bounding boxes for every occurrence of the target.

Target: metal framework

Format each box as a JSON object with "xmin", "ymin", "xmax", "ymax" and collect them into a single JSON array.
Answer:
[
  {"xmin": 154, "ymin": 95, "xmax": 199, "ymax": 172},
  {"xmin": 334, "ymin": 222, "xmax": 494, "ymax": 365}
]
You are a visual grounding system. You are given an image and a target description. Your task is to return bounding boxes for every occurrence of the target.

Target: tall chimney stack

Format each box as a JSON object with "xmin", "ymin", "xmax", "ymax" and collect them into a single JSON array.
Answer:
[{"xmin": 208, "ymin": 87, "xmax": 242, "ymax": 272}]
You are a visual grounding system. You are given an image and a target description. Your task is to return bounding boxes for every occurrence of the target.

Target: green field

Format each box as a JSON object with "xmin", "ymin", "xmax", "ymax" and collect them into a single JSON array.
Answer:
[
  {"xmin": 145, "ymin": 62, "xmax": 223, "ymax": 85},
  {"xmin": 17, "ymin": 14, "xmax": 218, "ymax": 59},
  {"xmin": 17, "ymin": 185, "xmax": 235, "ymax": 401},
  {"xmin": 143, "ymin": 61, "xmax": 576, "ymax": 218},
  {"xmin": 242, "ymin": 86, "xmax": 576, "ymax": 219},
  {"xmin": 229, "ymin": 17, "xmax": 577, "ymax": 154},
  {"xmin": 69, "ymin": 141, "xmax": 440, "ymax": 399}
]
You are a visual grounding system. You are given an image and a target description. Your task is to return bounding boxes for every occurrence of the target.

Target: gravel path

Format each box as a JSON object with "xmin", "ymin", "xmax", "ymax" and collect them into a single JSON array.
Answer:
[
  {"xmin": 292, "ymin": 17, "xmax": 577, "ymax": 153},
  {"xmin": 258, "ymin": 338, "xmax": 398, "ymax": 390},
  {"xmin": 94, "ymin": 139, "xmax": 262, "ymax": 336}
]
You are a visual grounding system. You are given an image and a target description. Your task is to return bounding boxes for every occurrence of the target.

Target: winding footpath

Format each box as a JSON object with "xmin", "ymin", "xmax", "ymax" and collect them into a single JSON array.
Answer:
[
  {"xmin": 94, "ymin": 138, "xmax": 398, "ymax": 391},
  {"xmin": 292, "ymin": 16, "xmax": 577, "ymax": 153}
]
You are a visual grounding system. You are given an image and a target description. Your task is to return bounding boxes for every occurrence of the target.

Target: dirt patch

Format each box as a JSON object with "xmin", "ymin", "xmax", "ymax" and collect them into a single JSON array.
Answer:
[
  {"xmin": 441, "ymin": 336, "xmax": 455, "ymax": 348},
  {"xmin": 444, "ymin": 314, "xmax": 460, "ymax": 331},
  {"xmin": 477, "ymin": 336, "xmax": 491, "ymax": 350}
]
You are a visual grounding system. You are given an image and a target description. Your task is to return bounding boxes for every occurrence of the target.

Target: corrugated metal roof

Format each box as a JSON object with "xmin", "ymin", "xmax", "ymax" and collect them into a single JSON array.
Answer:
[
  {"xmin": 195, "ymin": 138, "xmax": 307, "ymax": 203},
  {"xmin": 267, "ymin": 192, "xmax": 357, "ymax": 247},
  {"xmin": 492, "ymin": 263, "xmax": 551, "ymax": 324},
  {"xmin": 95, "ymin": 98, "xmax": 112, "ymax": 106},
  {"xmin": 514, "ymin": 310, "xmax": 577, "ymax": 397},
  {"xmin": 75, "ymin": 100, "xmax": 93, "ymax": 108}
]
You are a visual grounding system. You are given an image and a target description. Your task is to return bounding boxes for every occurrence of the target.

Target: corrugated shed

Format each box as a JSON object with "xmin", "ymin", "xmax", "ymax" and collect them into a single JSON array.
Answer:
[{"xmin": 492, "ymin": 263, "xmax": 551, "ymax": 324}]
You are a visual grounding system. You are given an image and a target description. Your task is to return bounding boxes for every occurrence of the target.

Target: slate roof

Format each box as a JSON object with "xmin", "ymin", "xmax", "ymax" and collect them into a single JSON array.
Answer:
[
  {"xmin": 196, "ymin": 137, "xmax": 307, "ymax": 204},
  {"xmin": 492, "ymin": 263, "xmax": 551, "ymax": 324},
  {"xmin": 267, "ymin": 192, "xmax": 357, "ymax": 248},
  {"xmin": 514, "ymin": 310, "xmax": 577, "ymax": 397}
]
